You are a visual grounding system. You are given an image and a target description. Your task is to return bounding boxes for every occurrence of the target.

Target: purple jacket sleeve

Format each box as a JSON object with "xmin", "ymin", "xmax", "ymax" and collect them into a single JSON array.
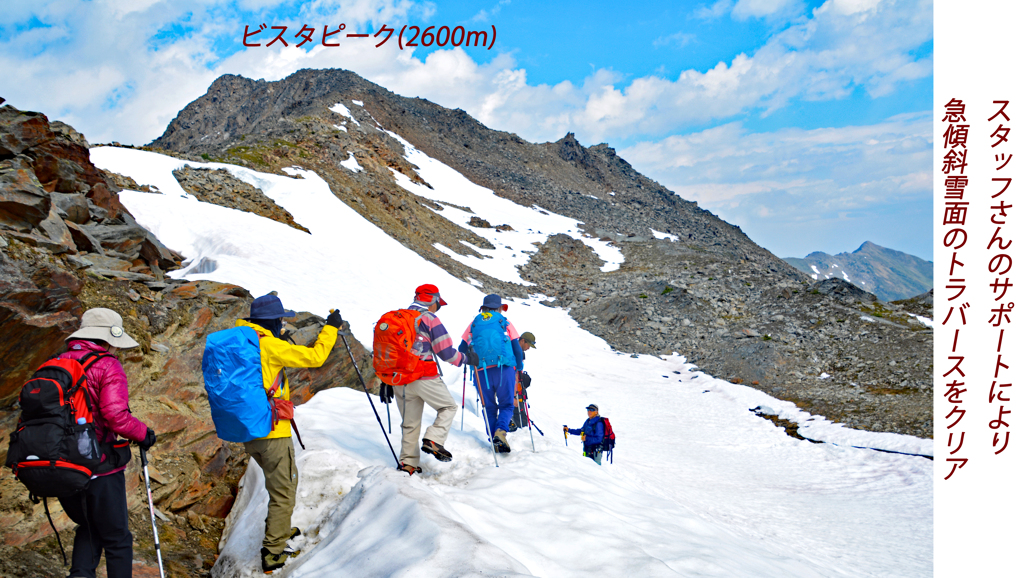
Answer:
[{"xmin": 91, "ymin": 357, "xmax": 149, "ymax": 442}]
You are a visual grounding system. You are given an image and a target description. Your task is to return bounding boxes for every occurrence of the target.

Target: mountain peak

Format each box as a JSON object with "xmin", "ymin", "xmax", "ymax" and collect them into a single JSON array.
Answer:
[{"xmin": 785, "ymin": 242, "xmax": 932, "ymax": 301}]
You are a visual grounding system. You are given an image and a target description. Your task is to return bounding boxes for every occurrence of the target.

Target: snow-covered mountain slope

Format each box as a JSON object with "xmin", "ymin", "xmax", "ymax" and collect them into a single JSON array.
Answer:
[{"xmin": 91, "ymin": 146, "xmax": 932, "ymax": 577}]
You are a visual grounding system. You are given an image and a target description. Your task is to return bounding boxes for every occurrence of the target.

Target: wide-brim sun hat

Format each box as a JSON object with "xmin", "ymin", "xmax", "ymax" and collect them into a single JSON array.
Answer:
[{"xmin": 67, "ymin": 308, "xmax": 139, "ymax": 348}]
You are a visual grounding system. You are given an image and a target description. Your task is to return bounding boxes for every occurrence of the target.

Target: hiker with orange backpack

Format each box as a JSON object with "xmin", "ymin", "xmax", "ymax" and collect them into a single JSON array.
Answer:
[
  {"xmin": 375, "ymin": 284, "xmax": 475, "ymax": 475},
  {"xmin": 6, "ymin": 308, "xmax": 156, "ymax": 578},
  {"xmin": 564, "ymin": 404, "xmax": 606, "ymax": 465},
  {"xmin": 458, "ymin": 294, "xmax": 524, "ymax": 454}
]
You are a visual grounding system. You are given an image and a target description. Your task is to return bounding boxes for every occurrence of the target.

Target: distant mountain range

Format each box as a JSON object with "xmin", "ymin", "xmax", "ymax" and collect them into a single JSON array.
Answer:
[{"xmin": 783, "ymin": 241, "xmax": 932, "ymax": 302}]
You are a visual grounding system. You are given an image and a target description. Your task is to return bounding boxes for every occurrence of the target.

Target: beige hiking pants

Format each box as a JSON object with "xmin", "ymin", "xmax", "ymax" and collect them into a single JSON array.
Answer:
[
  {"xmin": 396, "ymin": 376, "xmax": 457, "ymax": 466},
  {"xmin": 244, "ymin": 437, "xmax": 298, "ymax": 555}
]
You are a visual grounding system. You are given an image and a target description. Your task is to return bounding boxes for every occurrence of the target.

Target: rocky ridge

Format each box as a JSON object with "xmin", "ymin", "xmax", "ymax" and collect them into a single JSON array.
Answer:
[
  {"xmin": 172, "ymin": 165, "xmax": 311, "ymax": 234},
  {"xmin": 149, "ymin": 69, "xmax": 933, "ymax": 440},
  {"xmin": 784, "ymin": 241, "xmax": 933, "ymax": 302},
  {"xmin": 0, "ymin": 101, "xmax": 374, "ymax": 577}
]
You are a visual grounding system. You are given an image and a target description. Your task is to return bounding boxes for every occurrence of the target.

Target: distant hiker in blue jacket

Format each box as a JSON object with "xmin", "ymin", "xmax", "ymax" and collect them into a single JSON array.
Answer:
[
  {"xmin": 564, "ymin": 404, "xmax": 604, "ymax": 465},
  {"xmin": 459, "ymin": 294, "xmax": 524, "ymax": 453}
]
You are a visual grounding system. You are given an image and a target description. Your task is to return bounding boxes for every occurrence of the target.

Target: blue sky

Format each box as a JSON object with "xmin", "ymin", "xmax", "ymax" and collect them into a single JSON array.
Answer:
[{"xmin": 0, "ymin": 0, "xmax": 934, "ymax": 261}]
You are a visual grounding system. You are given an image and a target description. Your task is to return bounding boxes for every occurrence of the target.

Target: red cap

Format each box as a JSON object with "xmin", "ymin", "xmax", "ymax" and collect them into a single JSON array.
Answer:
[{"xmin": 414, "ymin": 284, "xmax": 448, "ymax": 307}]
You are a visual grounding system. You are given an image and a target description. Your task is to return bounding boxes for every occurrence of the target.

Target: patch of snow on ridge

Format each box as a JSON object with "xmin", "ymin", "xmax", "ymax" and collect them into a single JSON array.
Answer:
[
  {"xmin": 913, "ymin": 315, "xmax": 933, "ymax": 328},
  {"xmin": 339, "ymin": 154, "xmax": 362, "ymax": 172},
  {"xmin": 382, "ymin": 129, "xmax": 624, "ymax": 282},
  {"xmin": 352, "ymin": 100, "xmax": 364, "ymax": 106},
  {"xmin": 329, "ymin": 103, "xmax": 359, "ymax": 125},
  {"xmin": 842, "ymin": 271, "xmax": 850, "ymax": 282},
  {"xmin": 651, "ymin": 229, "xmax": 679, "ymax": 241}
]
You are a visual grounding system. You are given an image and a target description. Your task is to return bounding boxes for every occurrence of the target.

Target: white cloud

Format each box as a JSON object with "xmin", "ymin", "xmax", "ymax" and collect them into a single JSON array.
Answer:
[
  {"xmin": 653, "ymin": 31, "xmax": 697, "ymax": 48},
  {"xmin": 619, "ymin": 113, "xmax": 932, "ymax": 258},
  {"xmin": 0, "ymin": 0, "xmax": 930, "ymax": 153},
  {"xmin": 732, "ymin": 0, "xmax": 802, "ymax": 20},
  {"xmin": 622, "ymin": 113, "xmax": 931, "ymax": 207},
  {"xmin": 471, "ymin": 0, "xmax": 511, "ymax": 23},
  {"xmin": 695, "ymin": 0, "xmax": 734, "ymax": 20}
]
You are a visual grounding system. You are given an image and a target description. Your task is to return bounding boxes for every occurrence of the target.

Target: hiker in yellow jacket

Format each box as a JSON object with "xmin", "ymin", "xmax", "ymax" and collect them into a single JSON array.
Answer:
[{"xmin": 238, "ymin": 293, "xmax": 341, "ymax": 574}]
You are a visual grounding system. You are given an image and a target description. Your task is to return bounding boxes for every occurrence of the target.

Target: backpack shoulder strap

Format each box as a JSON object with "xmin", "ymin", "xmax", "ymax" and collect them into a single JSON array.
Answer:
[
  {"xmin": 78, "ymin": 351, "xmax": 113, "ymax": 371},
  {"xmin": 68, "ymin": 351, "xmax": 113, "ymax": 390}
]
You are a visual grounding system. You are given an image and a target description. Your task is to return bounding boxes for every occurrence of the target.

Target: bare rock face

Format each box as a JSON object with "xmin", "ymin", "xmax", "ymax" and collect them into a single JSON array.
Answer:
[
  {"xmin": 0, "ymin": 254, "xmax": 83, "ymax": 401},
  {"xmin": 172, "ymin": 165, "xmax": 311, "ymax": 234},
  {"xmin": 0, "ymin": 108, "xmax": 52, "ymax": 157},
  {"xmin": 0, "ymin": 156, "xmax": 51, "ymax": 231}
]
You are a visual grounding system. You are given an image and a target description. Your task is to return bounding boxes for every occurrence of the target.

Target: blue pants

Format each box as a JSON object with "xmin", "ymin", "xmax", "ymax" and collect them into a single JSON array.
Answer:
[{"xmin": 473, "ymin": 365, "xmax": 515, "ymax": 436}]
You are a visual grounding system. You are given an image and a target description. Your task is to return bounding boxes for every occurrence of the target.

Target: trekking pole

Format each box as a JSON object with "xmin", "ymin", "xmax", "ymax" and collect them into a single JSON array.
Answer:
[
  {"xmin": 528, "ymin": 415, "xmax": 544, "ymax": 436},
  {"xmin": 563, "ymin": 425, "xmax": 568, "ymax": 446},
  {"xmin": 386, "ymin": 394, "xmax": 392, "ymax": 434},
  {"xmin": 461, "ymin": 365, "xmax": 467, "ymax": 431},
  {"xmin": 473, "ymin": 366, "xmax": 499, "ymax": 467},
  {"xmin": 140, "ymin": 448, "xmax": 166, "ymax": 578},
  {"xmin": 336, "ymin": 324, "xmax": 401, "ymax": 467},
  {"xmin": 519, "ymin": 373, "xmax": 536, "ymax": 452}
]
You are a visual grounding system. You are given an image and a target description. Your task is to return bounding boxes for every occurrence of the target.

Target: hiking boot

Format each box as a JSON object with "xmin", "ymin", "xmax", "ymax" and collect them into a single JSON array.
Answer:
[
  {"xmin": 282, "ymin": 527, "xmax": 302, "ymax": 557},
  {"xmin": 507, "ymin": 420, "xmax": 519, "ymax": 432},
  {"xmin": 421, "ymin": 439, "xmax": 453, "ymax": 462},
  {"xmin": 492, "ymin": 429, "xmax": 511, "ymax": 453},
  {"xmin": 398, "ymin": 462, "xmax": 422, "ymax": 475},
  {"xmin": 261, "ymin": 547, "xmax": 288, "ymax": 574}
]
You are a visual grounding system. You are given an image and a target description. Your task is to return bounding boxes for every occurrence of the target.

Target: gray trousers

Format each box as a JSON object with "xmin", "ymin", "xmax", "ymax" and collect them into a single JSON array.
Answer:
[{"xmin": 396, "ymin": 376, "xmax": 457, "ymax": 466}]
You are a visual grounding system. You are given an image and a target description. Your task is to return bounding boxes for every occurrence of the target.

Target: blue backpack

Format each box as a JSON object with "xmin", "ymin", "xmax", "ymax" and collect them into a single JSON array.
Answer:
[
  {"xmin": 201, "ymin": 326, "xmax": 272, "ymax": 443},
  {"xmin": 470, "ymin": 311, "xmax": 514, "ymax": 367}
]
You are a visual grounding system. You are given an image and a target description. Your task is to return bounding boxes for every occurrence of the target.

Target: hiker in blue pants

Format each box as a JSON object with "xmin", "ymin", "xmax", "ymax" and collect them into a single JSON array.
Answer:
[
  {"xmin": 459, "ymin": 294, "xmax": 524, "ymax": 453},
  {"xmin": 565, "ymin": 404, "xmax": 604, "ymax": 465}
]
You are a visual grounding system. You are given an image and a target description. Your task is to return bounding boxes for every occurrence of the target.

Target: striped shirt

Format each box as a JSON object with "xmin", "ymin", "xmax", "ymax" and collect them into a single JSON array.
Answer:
[{"xmin": 408, "ymin": 302, "xmax": 465, "ymax": 374}]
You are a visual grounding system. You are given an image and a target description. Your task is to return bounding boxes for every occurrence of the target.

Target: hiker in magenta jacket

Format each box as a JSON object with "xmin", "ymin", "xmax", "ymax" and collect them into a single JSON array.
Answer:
[
  {"xmin": 58, "ymin": 307, "xmax": 156, "ymax": 578},
  {"xmin": 61, "ymin": 341, "xmax": 149, "ymax": 446}
]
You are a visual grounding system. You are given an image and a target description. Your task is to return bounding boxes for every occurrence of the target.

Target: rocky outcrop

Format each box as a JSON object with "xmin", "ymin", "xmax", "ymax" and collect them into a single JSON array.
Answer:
[
  {"xmin": 172, "ymin": 166, "xmax": 311, "ymax": 234},
  {"xmin": 0, "ymin": 104, "xmax": 374, "ymax": 576}
]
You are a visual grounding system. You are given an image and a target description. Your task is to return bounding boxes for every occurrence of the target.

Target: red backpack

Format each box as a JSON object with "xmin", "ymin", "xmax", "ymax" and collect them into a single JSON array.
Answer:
[
  {"xmin": 373, "ymin": 309, "xmax": 427, "ymax": 385},
  {"xmin": 5, "ymin": 352, "xmax": 122, "ymax": 497},
  {"xmin": 599, "ymin": 417, "xmax": 616, "ymax": 451}
]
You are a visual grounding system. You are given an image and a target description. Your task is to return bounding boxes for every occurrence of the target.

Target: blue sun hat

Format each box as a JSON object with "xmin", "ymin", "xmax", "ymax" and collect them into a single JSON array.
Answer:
[{"xmin": 249, "ymin": 293, "xmax": 296, "ymax": 319}]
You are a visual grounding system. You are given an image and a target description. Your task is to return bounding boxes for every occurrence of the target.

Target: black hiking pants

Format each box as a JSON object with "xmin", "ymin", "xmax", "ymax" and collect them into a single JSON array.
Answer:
[{"xmin": 58, "ymin": 470, "xmax": 133, "ymax": 578}]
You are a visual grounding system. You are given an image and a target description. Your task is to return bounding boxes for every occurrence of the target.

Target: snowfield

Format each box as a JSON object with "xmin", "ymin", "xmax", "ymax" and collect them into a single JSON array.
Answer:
[{"xmin": 91, "ymin": 145, "xmax": 932, "ymax": 577}]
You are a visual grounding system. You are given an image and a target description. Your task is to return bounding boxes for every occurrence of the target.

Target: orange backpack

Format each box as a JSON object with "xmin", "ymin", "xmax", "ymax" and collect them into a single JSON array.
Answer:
[{"xmin": 373, "ymin": 309, "xmax": 426, "ymax": 386}]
